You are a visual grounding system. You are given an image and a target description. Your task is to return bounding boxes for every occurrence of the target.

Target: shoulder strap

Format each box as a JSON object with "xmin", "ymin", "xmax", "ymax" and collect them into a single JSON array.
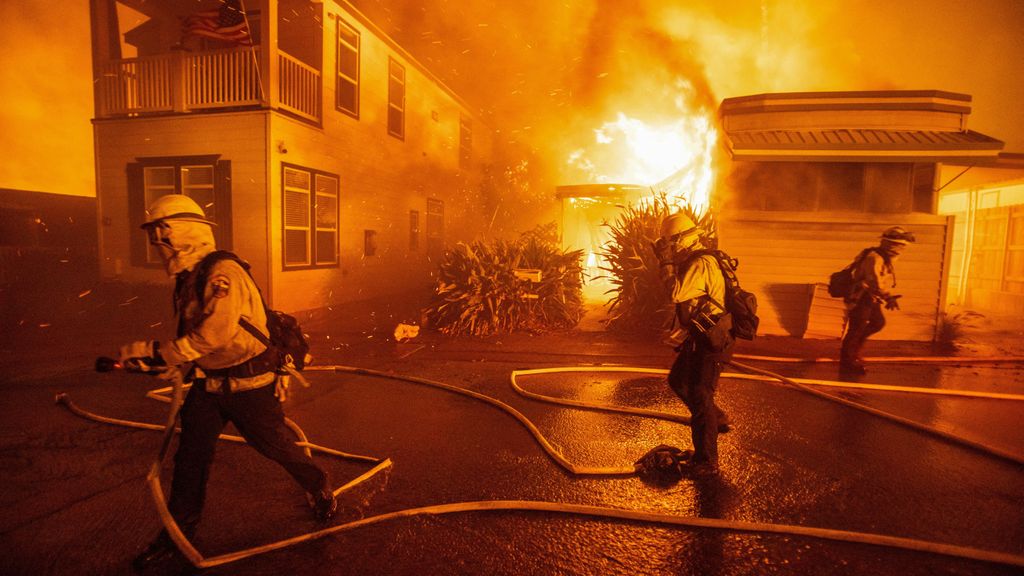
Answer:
[
  {"xmin": 680, "ymin": 249, "xmax": 730, "ymax": 312},
  {"xmin": 194, "ymin": 250, "xmax": 273, "ymax": 345}
]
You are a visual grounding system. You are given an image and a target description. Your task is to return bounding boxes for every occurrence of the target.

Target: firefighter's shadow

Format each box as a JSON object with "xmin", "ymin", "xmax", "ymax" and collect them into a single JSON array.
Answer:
[{"xmin": 762, "ymin": 283, "xmax": 815, "ymax": 337}]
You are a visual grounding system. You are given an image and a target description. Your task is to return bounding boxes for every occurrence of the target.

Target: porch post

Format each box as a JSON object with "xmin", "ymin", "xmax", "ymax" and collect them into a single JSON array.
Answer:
[
  {"xmin": 171, "ymin": 48, "xmax": 187, "ymax": 113},
  {"xmin": 260, "ymin": 0, "xmax": 278, "ymax": 109}
]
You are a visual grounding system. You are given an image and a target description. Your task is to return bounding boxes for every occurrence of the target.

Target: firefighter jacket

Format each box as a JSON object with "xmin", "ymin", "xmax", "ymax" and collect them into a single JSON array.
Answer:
[
  {"xmin": 848, "ymin": 249, "xmax": 896, "ymax": 305},
  {"xmin": 671, "ymin": 253, "xmax": 727, "ymax": 327},
  {"xmin": 160, "ymin": 245, "xmax": 275, "ymax": 393}
]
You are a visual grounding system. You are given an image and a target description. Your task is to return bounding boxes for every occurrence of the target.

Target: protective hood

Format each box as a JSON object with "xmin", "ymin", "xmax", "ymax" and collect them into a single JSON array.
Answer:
[{"xmin": 155, "ymin": 219, "xmax": 217, "ymax": 276}]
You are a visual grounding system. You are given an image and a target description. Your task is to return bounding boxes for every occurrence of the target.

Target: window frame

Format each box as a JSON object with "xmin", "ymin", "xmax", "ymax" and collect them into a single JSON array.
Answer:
[
  {"xmin": 387, "ymin": 57, "xmax": 406, "ymax": 140},
  {"xmin": 281, "ymin": 162, "xmax": 340, "ymax": 271},
  {"xmin": 127, "ymin": 154, "xmax": 231, "ymax": 268},
  {"xmin": 335, "ymin": 17, "xmax": 360, "ymax": 118}
]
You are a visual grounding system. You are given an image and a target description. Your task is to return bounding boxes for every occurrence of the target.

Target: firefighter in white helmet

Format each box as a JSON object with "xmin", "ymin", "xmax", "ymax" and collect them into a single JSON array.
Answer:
[
  {"xmin": 119, "ymin": 194, "xmax": 336, "ymax": 571},
  {"xmin": 653, "ymin": 211, "xmax": 733, "ymax": 477},
  {"xmin": 840, "ymin": 225, "xmax": 915, "ymax": 375}
]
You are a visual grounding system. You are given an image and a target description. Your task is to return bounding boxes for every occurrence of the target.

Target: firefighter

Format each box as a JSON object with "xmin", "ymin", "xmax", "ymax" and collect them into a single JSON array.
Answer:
[
  {"xmin": 654, "ymin": 211, "xmax": 733, "ymax": 478},
  {"xmin": 840, "ymin": 225, "xmax": 916, "ymax": 375},
  {"xmin": 120, "ymin": 194, "xmax": 335, "ymax": 571}
]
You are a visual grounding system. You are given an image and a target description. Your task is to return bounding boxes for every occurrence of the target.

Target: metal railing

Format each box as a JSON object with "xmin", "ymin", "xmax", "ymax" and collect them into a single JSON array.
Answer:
[
  {"xmin": 96, "ymin": 46, "xmax": 321, "ymax": 123},
  {"xmin": 278, "ymin": 50, "xmax": 321, "ymax": 123}
]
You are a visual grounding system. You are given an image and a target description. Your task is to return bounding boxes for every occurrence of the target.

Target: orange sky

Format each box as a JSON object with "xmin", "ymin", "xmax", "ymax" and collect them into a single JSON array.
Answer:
[{"xmin": 1, "ymin": 0, "xmax": 1021, "ymax": 197}]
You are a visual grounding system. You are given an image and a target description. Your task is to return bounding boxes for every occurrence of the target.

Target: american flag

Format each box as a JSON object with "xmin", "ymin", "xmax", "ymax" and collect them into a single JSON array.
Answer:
[{"xmin": 182, "ymin": 0, "xmax": 252, "ymax": 46}]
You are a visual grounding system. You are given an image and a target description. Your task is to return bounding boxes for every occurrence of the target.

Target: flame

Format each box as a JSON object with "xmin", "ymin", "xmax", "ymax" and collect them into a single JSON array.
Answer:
[{"xmin": 565, "ymin": 83, "xmax": 718, "ymax": 218}]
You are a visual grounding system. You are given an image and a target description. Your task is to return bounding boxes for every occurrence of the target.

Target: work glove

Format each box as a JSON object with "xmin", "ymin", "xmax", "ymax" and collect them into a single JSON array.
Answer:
[
  {"xmin": 884, "ymin": 295, "xmax": 902, "ymax": 311},
  {"xmin": 118, "ymin": 340, "xmax": 165, "ymax": 373}
]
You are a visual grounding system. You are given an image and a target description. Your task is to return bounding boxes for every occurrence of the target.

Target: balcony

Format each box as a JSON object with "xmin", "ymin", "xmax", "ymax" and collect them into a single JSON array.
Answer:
[{"xmin": 95, "ymin": 46, "xmax": 321, "ymax": 123}]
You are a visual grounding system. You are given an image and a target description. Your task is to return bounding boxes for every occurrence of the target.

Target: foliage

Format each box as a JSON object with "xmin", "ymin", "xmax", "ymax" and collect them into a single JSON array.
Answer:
[
  {"xmin": 600, "ymin": 199, "xmax": 713, "ymax": 334},
  {"xmin": 600, "ymin": 201, "xmax": 673, "ymax": 333},
  {"xmin": 937, "ymin": 306, "xmax": 985, "ymax": 344},
  {"xmin": 424, "ymin": 223, "xmax": 585, "ymax": 336}
]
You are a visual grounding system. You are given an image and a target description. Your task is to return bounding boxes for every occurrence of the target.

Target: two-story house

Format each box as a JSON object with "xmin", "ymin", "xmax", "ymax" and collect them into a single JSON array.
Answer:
[{"xmin": 90, "ymin": 0, "xmax": 494, "ymax": 313}]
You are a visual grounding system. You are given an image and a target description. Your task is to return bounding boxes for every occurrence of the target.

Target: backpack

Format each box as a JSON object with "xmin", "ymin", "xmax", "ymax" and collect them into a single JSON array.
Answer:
[
  {"xmin": 194, "ymin": 251, "xmax": 310, "ymax": 374},
  {"xmin": 827, "ymin": 248, "xmax": 874, "ymax": 299},
  {"xmin": 683, "ymin": 249, "xmax": 760, "ymax": 340}
]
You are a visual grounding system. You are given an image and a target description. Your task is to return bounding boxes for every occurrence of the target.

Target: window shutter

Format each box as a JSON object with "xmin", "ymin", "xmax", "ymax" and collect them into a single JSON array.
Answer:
[
  {"xmin": 127, "ymin": 162, "xmax": 146, "ymax": 266},
  {"xmin": 215, "ymin": 160, "xmax": 233, "ymax": 251}
]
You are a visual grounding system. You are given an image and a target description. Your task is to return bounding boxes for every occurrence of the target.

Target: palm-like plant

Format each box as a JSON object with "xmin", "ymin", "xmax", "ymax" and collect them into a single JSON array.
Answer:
[
  {"xmin": 601, "ymin": 199, "xmax": 712, "ymax": 334},
  {"xmin": 601, "ymin": 201, "xmax": 673, "ymax": 333},
  {"xmin": 425, "ymin": 224, "xmax": 585, "ymax": 336}
]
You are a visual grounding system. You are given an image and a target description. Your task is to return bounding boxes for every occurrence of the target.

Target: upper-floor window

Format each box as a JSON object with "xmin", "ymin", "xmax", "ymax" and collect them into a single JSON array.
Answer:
[
  {"xmin": 336, "ymin": 18, "xmax": 360, "ymax": 117},
  {"xmin": 283, "ymin": 164, "xmax": 339, "ymax": 269},
  {"xmin": 388, "ymin": 58, "xmax": 406, "ymax": 140},
  {"xmin": 459, "ymin": 114, "xmax": 472, "ymax": 169},
  {"xmin": 127, "ymin": 155, "xmax": 232, "ymax": 267}
]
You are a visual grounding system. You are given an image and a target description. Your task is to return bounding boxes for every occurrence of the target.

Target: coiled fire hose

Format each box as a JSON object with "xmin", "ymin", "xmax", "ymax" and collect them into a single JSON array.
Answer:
[{"xmin": 57, "ymin": 358, "xmax": 1024, "ymax": 569}]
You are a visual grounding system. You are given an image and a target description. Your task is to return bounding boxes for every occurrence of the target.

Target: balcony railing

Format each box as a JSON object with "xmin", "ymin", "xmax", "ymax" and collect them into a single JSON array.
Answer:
[
  {"xmin": 96, "ymin": 46, "xmax": 321, "ymax": 123},
  {"xmin": 278, "ymin": 51, "xmax": 321, "ymax": 123}
]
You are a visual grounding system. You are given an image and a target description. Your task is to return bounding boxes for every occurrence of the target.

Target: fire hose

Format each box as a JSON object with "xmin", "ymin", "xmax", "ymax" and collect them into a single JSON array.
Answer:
[{"xmin": 56, "ymin": 359, "xmax": 1024, "ymax": 570}]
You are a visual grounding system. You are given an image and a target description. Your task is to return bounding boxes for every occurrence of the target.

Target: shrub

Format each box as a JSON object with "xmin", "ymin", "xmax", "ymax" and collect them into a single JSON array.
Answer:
[
  {"xmin": 601, "ymin": 201, "xmax": 673, "ymax": 333},
  {"xmin": 601, "ymin": 200, "xmax": 712, "ymax": 335},
  {"xmin": 424, "ymin": 224, "xmax": 585, "ymax": 336}
]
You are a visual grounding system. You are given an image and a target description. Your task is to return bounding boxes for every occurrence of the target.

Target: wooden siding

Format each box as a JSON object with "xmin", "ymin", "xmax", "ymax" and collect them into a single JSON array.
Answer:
[
  {"xmin": 265, "ymin": 3, "xmax": 494, "ymax": 313},
  {"xmin": 94, "ymin": 112, "xmax": 269, "ymax": 290},
  {"xmin": 717, "ymin": 211, "xmax": 952, "ymax": 341}
]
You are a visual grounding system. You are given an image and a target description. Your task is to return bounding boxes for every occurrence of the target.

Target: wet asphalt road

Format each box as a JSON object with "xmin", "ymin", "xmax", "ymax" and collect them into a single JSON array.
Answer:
[{"xmin": 1, "ymin": 329, "xmax": 1023, "ymax": 576}]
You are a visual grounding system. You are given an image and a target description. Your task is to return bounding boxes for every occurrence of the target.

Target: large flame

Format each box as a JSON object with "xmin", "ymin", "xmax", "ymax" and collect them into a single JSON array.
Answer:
[{"xmin": 565, "ymin": 82, "xmax": 718, "ymax": 218}]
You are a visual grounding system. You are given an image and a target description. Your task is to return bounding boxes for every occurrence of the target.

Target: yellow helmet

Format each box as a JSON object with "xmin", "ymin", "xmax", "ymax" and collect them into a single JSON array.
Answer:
[
  {"xmin": 660, "ymin": 212, "xmax": 699, "ymax": 240},
  {"xmin": 141, "ymin": 194, "xmax": 215, "ymax": 229}
]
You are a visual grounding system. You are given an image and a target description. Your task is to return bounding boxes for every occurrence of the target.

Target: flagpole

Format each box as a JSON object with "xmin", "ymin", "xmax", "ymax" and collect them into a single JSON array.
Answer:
[{"xmin": 238, "ymin": 0, "xmax": 266, "ymax": 103}]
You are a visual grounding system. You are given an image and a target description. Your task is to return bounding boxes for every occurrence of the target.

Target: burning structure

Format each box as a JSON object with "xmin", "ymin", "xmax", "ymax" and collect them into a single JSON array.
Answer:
[{"xmin": 89, "ymin": 0, "xmax": 496, "ymax": 312}]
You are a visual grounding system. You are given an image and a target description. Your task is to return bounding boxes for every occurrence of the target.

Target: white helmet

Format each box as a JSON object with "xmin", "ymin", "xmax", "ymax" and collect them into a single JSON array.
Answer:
[
  {"xmin": 141, "ymin": 194, "xmax": 215, "ymax": 229},
  {"xmin": 661, "ymin": 212, "xmax": 702, "ymax": 253},
  {"xmin": 142, "ymin": 195, "xmax": 216, "ymax": 275}
]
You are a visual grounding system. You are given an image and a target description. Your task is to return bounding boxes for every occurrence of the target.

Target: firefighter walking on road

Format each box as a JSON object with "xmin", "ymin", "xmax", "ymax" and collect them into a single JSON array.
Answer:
[
  {"xmin": 118, "ymin": 194, "xmax": 336, "ymax": 572},
  {"xmin": 654, "ymin": 211, "xmax": 734, "ymax": 478},
  {"xmin": 840, "ymin": 226, "xmax": 916, "ymax": 375}
]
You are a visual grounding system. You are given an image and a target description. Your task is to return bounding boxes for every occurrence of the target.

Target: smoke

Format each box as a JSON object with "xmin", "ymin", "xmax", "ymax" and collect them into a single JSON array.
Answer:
[{"xmin": 351, "ymin": 0, "xmax": 1024, "ymax": 188}]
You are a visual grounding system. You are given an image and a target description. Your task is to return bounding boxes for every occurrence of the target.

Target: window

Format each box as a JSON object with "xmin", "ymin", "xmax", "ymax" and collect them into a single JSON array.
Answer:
[
  {"xmin": 459, "ymin": 114, "xmax": 472, "ymax": 169},
  {"xmin": 364, "ymin": 229, "xmax": 377, "ymax": 257},
  {"xmin": 336, "ymin": 18, "xmax": 360, "ymax": 117},
  {"xmin": 387, "ymin": 58, "xmax": 405, "ymax": 139},
  {"xmin": 127, "ymin": 155, "xmax": 232, "ymax": 267},
  {"xmin": 426, "ymin": 198, "xmax": 443, "ymax": 255},
  {"xmin": 282, "ymin": 164, "xmax": 339, "ymax": 269},
  {"xmin": 409, "ymin": 209, "xmax": 420, "ymax": 251}
]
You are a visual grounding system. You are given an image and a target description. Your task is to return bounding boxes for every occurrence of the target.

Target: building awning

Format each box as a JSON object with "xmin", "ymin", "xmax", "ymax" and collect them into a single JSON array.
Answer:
[{"xmin": 723, "ymin": 128, "xmax": 1004, "ymax": 163}]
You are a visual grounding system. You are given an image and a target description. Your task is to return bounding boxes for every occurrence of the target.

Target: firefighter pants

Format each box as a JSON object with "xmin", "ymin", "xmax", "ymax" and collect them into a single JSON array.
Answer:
[
  {"xmin": 167, "ymin": 380, "xmax": 330, "ymax": 535},
  {"xmin": 668, "ymin": 336, "xmax": 732, "ymax": 466},
  {"xmin": 841, "ymin": 296, "xmax": 886, "ymax": 363}
]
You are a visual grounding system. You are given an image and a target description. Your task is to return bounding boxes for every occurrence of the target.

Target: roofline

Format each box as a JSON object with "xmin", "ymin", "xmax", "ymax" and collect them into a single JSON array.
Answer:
[
  {"xmin": 555, "ymin": 183, "xmax": 649, "ymax": 199},
  {"xmin": 728, "ymin": 149, "xmax": 1001, "ymax": 163},
  {"xmin": 942, "ymin": 151, "xmax": 1024, "ymax": 169},
  {"xmin": 720, "ymin": 101, "xmax": 972, "ymax": 116},
  {"xmin": 721, "ymin": 89, "xmax": 972, "ymax": 105}
]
